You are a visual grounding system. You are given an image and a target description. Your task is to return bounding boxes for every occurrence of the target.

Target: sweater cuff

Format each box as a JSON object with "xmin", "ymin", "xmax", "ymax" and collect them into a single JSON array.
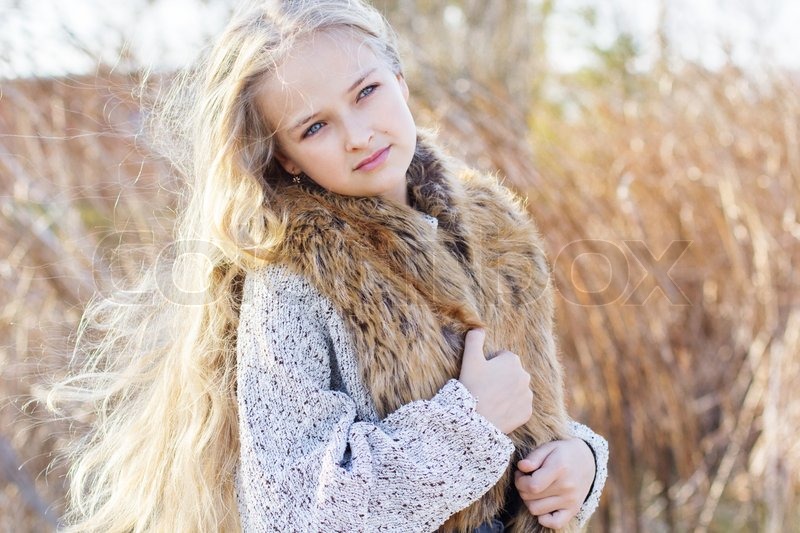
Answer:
[
  {"xmin": 435, "ymin": 379, "xmax": 515, "ymax": 455},
  {"xmin": 568, "ymin": 419, "xmax": 609, "ymax": 528}
]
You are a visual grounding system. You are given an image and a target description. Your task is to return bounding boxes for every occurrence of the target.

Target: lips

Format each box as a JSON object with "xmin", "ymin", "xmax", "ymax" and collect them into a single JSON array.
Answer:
[{"xmin": 355, "ymin": 146, "xmax": 390, "ymax": 171}]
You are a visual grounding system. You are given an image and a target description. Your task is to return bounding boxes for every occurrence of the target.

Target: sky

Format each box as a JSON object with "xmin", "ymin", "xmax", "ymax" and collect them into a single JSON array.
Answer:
[
  {"xmin": 0, "ymin": 0, "xmax": 231, "ymax": 78},
  {"xmin": 0, "ymin": 0, "xmax": 798, "ymax": 79},
  {"xmin": 546, "ymin": 0, "xmax": 800, "ymax": 73}
]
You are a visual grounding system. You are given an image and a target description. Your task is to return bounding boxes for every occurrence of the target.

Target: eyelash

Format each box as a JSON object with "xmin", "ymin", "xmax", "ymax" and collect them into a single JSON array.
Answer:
[
  {"xmin": 301, "ymin": 83, "xmax": 379, "ymax": 139},
  {"xmin": 358, "ymin": 83, "xmax": 378, "ymax": 101}
]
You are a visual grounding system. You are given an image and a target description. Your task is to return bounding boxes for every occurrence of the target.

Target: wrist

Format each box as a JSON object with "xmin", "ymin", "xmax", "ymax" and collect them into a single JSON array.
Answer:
[{"xmin": 576, "ymin": 437, "xmax": 597, "ymax": 503}]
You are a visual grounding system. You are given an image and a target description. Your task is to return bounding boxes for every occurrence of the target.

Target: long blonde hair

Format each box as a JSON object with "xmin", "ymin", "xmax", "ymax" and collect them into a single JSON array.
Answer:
[{"xmin": 45, "ymin": 1, "xmax": 404, "ymax": 531}]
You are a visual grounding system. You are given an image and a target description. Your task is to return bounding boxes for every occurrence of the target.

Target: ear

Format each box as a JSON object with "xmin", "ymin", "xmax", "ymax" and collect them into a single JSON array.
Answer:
[
  {"xmin": 274, "ymin": 149, "xmax": 301, "ymax": 176},
  {"xmin": 396, "ymin": 71, "xmax": 410, "ymax": 103}
]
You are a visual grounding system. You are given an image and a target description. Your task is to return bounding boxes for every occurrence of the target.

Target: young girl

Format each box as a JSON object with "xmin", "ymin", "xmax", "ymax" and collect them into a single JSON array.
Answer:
[{"xmin": 47, "ymin": 1, "xmax": 607, "ymax": 532}]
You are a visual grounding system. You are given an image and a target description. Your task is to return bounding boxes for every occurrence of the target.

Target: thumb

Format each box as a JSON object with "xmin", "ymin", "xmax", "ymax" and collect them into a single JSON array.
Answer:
[{"xmin": 462, "ymin": 328, "xmax": 487, "ymax": 365}]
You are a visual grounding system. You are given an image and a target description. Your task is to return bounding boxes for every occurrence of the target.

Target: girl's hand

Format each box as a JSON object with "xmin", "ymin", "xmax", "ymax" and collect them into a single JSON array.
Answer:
[
  {"xmin": 458, "ymin": 328, "xmax": 533, "ymax": 434},
  {"xmin": 514, "ymin": 438, "xmax": 596, "ymax": 529}
]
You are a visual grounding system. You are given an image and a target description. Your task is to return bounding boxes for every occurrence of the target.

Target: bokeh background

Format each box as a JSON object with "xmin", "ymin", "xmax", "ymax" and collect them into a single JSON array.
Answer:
[{"xmin": 1, "ymin": 0, "xmax": 798, "ymax": 531}]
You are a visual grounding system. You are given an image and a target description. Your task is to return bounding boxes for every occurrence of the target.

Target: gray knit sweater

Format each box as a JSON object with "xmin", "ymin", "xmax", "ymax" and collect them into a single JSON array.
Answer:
[{"xmin": 235, "ymin": 215, "xmax": 608, "ymax": 532}]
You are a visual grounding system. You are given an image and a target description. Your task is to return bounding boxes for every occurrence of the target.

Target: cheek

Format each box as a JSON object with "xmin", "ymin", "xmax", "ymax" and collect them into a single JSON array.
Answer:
[
  {"xmin": 385, "ymin": 96, "xmax": 415, "ymax": 134},
  {"xmin": 397, "ymin": 103, "xmax": 416, "ymax": 137},
  {"xmin": 307, "ymin": 142, "xmax": 342, "ymax": 168}
]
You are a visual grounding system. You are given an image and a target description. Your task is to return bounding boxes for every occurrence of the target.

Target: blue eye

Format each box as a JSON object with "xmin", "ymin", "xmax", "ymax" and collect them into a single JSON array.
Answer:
[
  {"xmin": 358, "ymin": 84, "xmax": 378, "ymax": 100},
  {"xmin": 300, "ymin": 84, "xmax": 379, "ymax": 139},
  {"xmin": 302, "ymin": 122, "xmax": 323, "ymax": 138}
]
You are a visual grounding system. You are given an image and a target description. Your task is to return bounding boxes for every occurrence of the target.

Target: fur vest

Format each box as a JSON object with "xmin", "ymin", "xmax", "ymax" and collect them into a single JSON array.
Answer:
[{"xmin": 270, "ymin": 136, "xmax": 575, "ymax": 533}]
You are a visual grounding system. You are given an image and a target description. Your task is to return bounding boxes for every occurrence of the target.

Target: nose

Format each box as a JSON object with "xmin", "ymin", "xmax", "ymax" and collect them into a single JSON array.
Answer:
[{"xmin": 343, "ymin": 115, "xmax": 373, "ymax": 151}]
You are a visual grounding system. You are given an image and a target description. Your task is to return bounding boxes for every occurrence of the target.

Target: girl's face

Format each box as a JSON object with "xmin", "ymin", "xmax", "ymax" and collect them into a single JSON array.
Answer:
[{"xmin": 258, "ymin": 30, "xmax": 417, "ymax": 206}]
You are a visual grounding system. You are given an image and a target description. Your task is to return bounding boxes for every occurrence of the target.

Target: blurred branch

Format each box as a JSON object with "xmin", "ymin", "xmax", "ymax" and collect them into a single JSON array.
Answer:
[{"xmin": 0, "ymin": 435, "xmax": 58, "ymax": 529}]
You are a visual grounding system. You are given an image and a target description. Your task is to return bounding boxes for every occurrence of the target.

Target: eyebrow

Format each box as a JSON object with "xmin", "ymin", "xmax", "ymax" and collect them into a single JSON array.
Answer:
[{"xmin": 289, "ymin": 67, "xmax": 377, "ymax": 133}]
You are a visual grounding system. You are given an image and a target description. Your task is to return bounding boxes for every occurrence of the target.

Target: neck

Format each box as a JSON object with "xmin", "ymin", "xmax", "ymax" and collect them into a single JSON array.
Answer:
[{"xmin": 380, "ymin": 177, "xmax": 410, "ymax": 207}]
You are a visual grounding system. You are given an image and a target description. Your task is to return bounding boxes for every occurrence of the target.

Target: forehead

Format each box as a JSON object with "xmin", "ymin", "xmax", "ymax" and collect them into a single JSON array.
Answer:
[{"xmin": 258, "ymin": 30, "xmax": 385, "ymax": 131}]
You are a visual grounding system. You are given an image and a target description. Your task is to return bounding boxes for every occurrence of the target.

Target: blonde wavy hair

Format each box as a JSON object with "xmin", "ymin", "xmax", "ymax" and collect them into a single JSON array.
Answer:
[{"xmin": 45, "ymin": 1, "xmax": 404, "ymax": 531}]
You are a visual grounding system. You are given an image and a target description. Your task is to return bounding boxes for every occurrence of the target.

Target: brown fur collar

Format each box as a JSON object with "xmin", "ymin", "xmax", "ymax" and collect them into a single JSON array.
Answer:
[{"xmin": 272, "ymin": 136, "xmax": 574, "ymax": 533}]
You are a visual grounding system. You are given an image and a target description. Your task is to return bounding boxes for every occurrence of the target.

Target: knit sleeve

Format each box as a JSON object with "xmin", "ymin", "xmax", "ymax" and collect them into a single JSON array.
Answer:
[
  {"xmin": 235, "ymin": 266, "xmax": 515, "ymax": 532},
  {"xmin": 568, "ymin": 419, "xmax": 609, "ymax": 528}
]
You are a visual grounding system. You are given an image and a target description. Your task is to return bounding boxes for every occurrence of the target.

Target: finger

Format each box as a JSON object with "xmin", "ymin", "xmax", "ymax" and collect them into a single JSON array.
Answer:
[
  {"xmin": 525, "ymin": 495, "xmax": 565, "ymax": 517},
  {"xmin": 514, "ymin": 468, "xmax": 532, "ymax": 497},
  {"xmin": 518, "ymin": 475, "xmax": 561, "ymax": 500},
  {"xmin": 517, "ymin": 442, "xmax": 557, "ymax": 473},
  {"xmin": 537, "ymin": 509, "xmax": 573, "ymax": 530},
  {"xmin": 462, "ymin": 329, "xmax": 486, "ymax": 363},
  {"xmin": 524, "ymin": 461, "xmax": 561, "ymax": 496},
  {"xmin": 515, "ymin": 468, "xmax": 558, "ymax": 500}
]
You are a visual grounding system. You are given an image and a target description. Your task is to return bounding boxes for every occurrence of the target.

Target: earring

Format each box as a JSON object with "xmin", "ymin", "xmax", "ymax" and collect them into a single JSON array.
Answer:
[{"xmin": 292, "ymin": 172, "xmax": 302, "ymax": 184}]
